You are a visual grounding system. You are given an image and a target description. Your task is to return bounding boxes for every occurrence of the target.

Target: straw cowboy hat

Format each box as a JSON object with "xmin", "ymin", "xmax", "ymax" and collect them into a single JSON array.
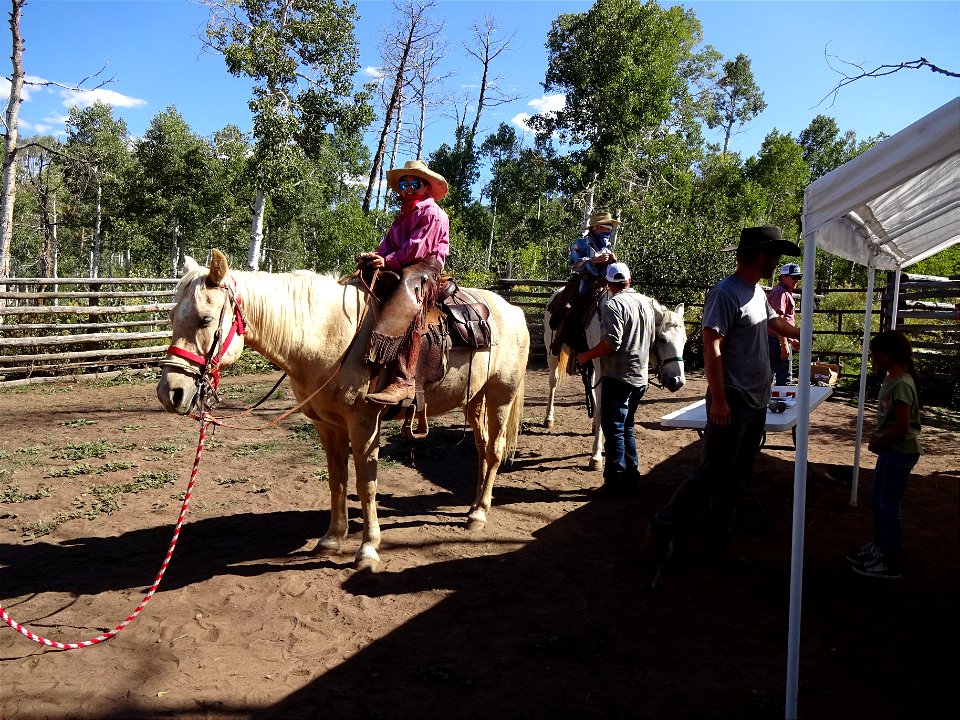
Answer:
[
  {"xmin": 386, "ymin": 160, "xmax": 449, "ymax": 202},
  {"xmin": 588, "ymin": 210, "xmax": 622, "ymax": 227},
  {"xmin": 722, "ymin": 225, "xmax": 801, "ymax": 255}
]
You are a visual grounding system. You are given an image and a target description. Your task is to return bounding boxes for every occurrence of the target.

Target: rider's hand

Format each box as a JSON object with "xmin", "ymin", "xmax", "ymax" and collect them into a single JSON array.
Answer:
[{"xmin": 357, "ymin": 252, "xmax": 385, "ymax": 269}]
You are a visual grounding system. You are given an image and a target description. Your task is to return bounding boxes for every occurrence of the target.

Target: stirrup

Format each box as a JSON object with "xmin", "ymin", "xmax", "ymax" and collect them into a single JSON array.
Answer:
[{"xmin": 402, "ymin": 403, "xmax": 429, "ymax": 440}]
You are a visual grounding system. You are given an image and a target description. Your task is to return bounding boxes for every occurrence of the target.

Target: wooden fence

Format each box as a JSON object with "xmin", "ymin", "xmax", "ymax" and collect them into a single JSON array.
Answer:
[
  {"xmin": 1, "ymin": 273, "xmax": 955, "ymax": 401},
  {"xmin": 496, "ymin": 277, "xmax": 958, "ymax": 403},
  {"xmin": 0, "ymin": 278, "xmax": 177, "ymax": 385},
  {"xmin": 880, "ymin": 273, "xmax": 960, "ymax": 401}
]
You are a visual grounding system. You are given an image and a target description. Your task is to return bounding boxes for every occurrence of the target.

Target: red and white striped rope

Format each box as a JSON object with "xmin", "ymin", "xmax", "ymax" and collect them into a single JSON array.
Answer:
[{"xmin": 0, "ymin": 416, "xmax": 210, "ymax": 650}]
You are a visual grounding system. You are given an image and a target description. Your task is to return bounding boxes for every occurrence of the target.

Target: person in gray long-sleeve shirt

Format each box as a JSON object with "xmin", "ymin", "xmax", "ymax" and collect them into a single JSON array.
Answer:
[
  {"xmin": 646, "ymin": 226, "xmax": 803, "ymax": 561},
  {"xmin": 576, "ymin": 262, "xmax": 653, "ymax": 496}
]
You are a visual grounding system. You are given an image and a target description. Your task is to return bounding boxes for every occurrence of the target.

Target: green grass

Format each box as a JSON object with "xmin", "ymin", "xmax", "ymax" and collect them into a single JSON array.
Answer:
[
  {"xmin": 52, "ymin": 440, "xmax": 132, "ymax": 461},
  {"xmin": 233, "ymin": 441, "xmax": 279, "ymax": 457},
  {"xmin": 60, "ymin": 418, "xmax": 97, "ymax": 428},
  {"xmin": 17, "ymin": 470, "xmax": 178, "ymax": 538},
  {"xmin": 214, "ymin": 475, "xmax": 251, "ymax": 486},
  {"xmin": 121, "ymin": 424, "xmax": 144, "ymax": 433},
  {"xmin": 1, "ymin": 484, "xmax": 51, "ymax": 503},
  {"xmin": 47, "ymin": 460, "xmax": 137, "ymax": 478},
  {"xmin": 147, "ymin": 442, "xmax": 186, "ymax": 456}
]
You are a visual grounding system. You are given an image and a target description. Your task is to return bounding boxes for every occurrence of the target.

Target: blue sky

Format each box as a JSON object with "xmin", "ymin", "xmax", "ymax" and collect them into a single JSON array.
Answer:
[{"xmin": 7, "ymin": 0, "xmax": 960, "ymax": 164}]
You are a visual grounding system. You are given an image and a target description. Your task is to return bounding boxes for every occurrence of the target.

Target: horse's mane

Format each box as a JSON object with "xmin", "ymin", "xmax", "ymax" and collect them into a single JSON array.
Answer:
[{"xmin": 176, "ymin": 266, "xmax": 358, "ymax": 361}]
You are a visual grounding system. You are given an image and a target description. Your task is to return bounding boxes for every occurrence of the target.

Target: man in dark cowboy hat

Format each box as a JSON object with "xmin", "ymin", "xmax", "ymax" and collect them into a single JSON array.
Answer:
[
  {"xmin": 357, "ymin": 160, "xmax": 450, "ymax": 405},
  {"xmin": 645, "ymin": 226, "xmax": 804, "ymax": 566}
]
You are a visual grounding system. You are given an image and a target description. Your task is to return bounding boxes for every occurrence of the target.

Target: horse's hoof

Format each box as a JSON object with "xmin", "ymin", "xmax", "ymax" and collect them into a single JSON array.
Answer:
[
  {"xmin": 315, "ymin": 536, "xmax": 342, "ymax": 556},
  {"xmin": 543, "ymin": 418, "xmax": 554, "ymax": 429},
  {"xmin": 466, "ymin": 509, "xmax": 487, "ymax": 531},
  {"xmin": 589, "ymin": 458, "xmax": 602, "ymax": 471},
  {"xmin": 354, "ymin": 544, "xmax": 380, "ymax": 571}
]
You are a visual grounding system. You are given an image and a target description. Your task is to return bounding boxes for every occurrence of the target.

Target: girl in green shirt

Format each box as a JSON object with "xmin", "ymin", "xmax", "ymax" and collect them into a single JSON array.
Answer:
[{"xmin": 847, "ymin": 331, "xmax": 923, "ymax": 580}]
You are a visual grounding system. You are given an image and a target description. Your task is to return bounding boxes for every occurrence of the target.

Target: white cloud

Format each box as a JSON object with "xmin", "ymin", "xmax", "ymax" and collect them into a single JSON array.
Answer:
[
  {"xmin": 364, "ymin": 66, "xmax": 383, "ymax": 80},
  {"xmin": 60, "ymin": 87, "xmax": 147, "ymax": 110},
  {"xmin": 529, "ymin": 93, "xmax": 565, "ymax": 114},
  {"xmin": 512, "ymin": 94, "xmax": 566, "ymax": 134},
  {"xmin": 512, "ymin": 112, "xmax": 534, "ymax": 134}
]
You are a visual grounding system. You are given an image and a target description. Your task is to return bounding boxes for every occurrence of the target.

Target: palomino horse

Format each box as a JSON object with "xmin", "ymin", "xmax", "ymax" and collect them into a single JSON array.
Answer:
[
  {"xmin": 156, "ymin": 250, "xmax": 529, "ymax": 569},
  {"xmin": 543, "ymin": 288, "xmax": 687, "ymax": 470}
]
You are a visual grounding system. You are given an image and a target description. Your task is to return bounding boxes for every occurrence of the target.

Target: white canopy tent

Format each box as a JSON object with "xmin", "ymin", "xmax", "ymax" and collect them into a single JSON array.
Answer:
[{"xmin": 786, "ymin": 97, "xmax": 960, "ymax": 719}]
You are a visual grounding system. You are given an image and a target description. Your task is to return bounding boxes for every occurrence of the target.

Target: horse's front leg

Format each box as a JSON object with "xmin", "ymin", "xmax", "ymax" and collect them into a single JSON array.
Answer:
[
  {"xmin": 314, "ymin": 423, "xmax": 350, "ymax": 555},
  {"xmin": 544, "ymin": 346, "xmax": 560, "ymax": 429},
  {"xmin": 466, "ymin": 390, "xmax": 511, "ymax": 530},
  {"xmin": 349, "ymin": 415, "xmax": 382, "ymax": 571},
  {"xmin": 589, "ymin": 361, "xmax": 603, "ymax": 471}
]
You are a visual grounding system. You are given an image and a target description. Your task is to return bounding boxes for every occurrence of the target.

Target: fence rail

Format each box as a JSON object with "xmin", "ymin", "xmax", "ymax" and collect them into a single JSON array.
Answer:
[
  {"xmin": 1, "ymin": 274, "xmax": 955, "ymax": 403},
  {"xmin": 0, "ymin": 278, "xmax": 178, "ymax": 384}
]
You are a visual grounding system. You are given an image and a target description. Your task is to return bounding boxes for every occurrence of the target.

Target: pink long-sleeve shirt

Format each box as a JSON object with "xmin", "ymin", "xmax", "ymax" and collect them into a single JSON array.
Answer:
[{"xmin": 376, "ymin": 197, "xmax": 450, "ymax": 271}]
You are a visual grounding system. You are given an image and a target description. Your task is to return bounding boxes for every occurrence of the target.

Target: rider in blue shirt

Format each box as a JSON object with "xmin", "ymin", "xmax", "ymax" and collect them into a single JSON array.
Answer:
[{"xmin": 570, "ymin": 210, "xmax": 620, "ymax": 295}]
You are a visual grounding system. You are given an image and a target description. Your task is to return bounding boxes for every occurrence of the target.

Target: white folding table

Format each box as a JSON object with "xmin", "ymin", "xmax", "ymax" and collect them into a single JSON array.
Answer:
[{"xmin": 660, "ymin": 385, "xmax": 833, "ymax": 450}]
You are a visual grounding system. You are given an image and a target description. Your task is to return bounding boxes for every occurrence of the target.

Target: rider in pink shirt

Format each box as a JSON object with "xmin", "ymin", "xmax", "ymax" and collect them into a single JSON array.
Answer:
[{"xmin": 358, "ymin": 160, "xmax": 450, "ymax": 405}]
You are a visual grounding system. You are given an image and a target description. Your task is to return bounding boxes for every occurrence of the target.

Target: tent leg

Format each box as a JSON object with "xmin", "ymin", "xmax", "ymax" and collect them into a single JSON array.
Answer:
[
  {"xmin": 850, "ymin": 261, "xmax": 876, "ymax": 507},
  {"xmin": 890, "ymin": 266, "xmax": 902, "ymax": 330}
]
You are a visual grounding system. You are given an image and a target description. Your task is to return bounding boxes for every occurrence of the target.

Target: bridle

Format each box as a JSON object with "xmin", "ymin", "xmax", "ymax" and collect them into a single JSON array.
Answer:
[
  {"xmin": 650, "ymin": 331, "xmax": 685, "ymax": 389},
  {"xmin": 161, "ymin": 277, "xmax": 246, "ymax": 412}
]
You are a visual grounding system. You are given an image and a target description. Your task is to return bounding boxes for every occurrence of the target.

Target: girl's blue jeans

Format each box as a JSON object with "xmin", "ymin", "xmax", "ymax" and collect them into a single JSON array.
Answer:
[{"xmin": 871, "ymin": 450, "xmax": 920, "ymax": 559}]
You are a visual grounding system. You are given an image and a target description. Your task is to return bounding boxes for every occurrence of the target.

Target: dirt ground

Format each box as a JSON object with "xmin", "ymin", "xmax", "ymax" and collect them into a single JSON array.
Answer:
[{"xmin": 0, "ymin": 366, "xmax": 957, "ymax": 719}]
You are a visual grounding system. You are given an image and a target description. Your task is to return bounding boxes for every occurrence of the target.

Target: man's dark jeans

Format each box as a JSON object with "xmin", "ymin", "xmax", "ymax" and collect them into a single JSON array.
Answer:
[
  {"xmin": 768, "ymin": 335, "xmax": 790, "ymax": 385},
  {"xmin": 654, "ymin": 388, "xmax": 766, "ymax": 543},
  {"xmin": 600, "ymin": 377, "xmax": 647, "ymax": 482}
]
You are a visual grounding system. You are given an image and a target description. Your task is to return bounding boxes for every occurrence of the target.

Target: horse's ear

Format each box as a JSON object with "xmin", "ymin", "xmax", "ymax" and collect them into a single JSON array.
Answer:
[
  {"xmin": 208, "ymin": 249, "xmax": 229, "ymax": 286},
  {"xmin": 182, "ymin": 256, "xmax": 199, "ymax": 276},
  {"xmin": 674, "ymin": 303, "xmax": 684, "ymax": 316}
]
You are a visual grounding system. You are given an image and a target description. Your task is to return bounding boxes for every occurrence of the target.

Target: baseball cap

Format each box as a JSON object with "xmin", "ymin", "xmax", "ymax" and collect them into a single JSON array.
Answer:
[
  {"xmin": 780, "ymin": 262, "xmax": 802, "ymax": 277},
  {"xmin": 605, "ymin": 262, "xmax": 631, "ymax": 283}
]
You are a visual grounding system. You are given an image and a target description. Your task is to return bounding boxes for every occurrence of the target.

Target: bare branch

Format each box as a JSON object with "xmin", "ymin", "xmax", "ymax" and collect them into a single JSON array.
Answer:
[
  {"xmin": 19, "ymin": 62, "xmax": 116, "ymax": 93},
  {"xmin": 817, "ymin": 48, "xmax": 959, "ymax": 108}
]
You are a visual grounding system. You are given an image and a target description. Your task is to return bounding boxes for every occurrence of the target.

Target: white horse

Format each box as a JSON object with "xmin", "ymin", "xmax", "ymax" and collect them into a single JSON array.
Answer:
[
  {"xmin": 156, "ymin": 250, "xmax": 529, "ymax": 569},
  {"xmin": 543, "ymin": 288, "xmax": 687, "ymax": 470}
]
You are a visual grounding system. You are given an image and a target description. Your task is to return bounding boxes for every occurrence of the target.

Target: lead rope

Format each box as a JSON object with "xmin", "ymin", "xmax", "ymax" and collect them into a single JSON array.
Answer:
[{"xmin": 0, "ymin": 414, "xmax": 212, "ymax": 650}]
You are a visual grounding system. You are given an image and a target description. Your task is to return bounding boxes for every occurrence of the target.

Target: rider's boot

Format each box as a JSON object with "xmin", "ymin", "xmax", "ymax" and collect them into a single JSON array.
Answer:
[{"xmin": 367, "ymin": 333, "xmax": 420, "ymax": 405}]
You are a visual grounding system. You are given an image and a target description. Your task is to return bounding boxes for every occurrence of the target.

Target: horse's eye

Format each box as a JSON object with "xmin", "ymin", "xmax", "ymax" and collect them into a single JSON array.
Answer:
[{"xmin": 198, "ymin": 315, "xmax": 214, "ymax": 329}]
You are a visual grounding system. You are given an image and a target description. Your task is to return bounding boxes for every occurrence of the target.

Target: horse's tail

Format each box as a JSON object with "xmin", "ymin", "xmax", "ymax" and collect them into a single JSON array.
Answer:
[
  {"xmin": 557, "ymin": 347, "xmax": 571, "ymax": 382},
  {"xmin": 505, "ymin": 372, "xmax": 525, "ymax": 462}
]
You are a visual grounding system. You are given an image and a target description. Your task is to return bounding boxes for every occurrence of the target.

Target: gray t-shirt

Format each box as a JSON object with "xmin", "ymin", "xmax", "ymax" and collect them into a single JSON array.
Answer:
[
  {"xmin": 599, "ymin": 288, "xmax": 654, "ymax": 387},
  {"xmin": 702, "ymin": 274, "xmax": 777, "ymax": 408}
]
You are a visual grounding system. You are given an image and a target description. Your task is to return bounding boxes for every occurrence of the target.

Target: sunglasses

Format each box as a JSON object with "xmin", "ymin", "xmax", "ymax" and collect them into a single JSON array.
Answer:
[{"xmin": 398, "ymin": 178, "xmax": 424, "ymax": 191}]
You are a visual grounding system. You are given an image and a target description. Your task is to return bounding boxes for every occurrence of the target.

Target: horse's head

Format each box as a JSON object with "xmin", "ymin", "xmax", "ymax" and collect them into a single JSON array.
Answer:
[
  {"xmin": 156, "ymin": 249, "xmax": 247, "ymax": 415},
  {"xmin": 652, "ymin": 303, "xmax": 687, "ymax": 392}
]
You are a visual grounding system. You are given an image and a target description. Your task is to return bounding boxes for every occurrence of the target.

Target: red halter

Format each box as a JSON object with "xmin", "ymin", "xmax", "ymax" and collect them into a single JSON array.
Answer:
[{"xmin": 164, "ymin": 278, "xmax": 246, "ymax": 392}]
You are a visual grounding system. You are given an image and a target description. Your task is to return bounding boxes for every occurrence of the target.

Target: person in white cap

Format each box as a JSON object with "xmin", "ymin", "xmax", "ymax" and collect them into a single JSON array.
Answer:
[
  {"xmin": 575, "ymin": 261, "xmax": 654, "ymax": 496},
  {"xmin": 768, "ymin": 262, "xmax": 802, "ymax": 385}
]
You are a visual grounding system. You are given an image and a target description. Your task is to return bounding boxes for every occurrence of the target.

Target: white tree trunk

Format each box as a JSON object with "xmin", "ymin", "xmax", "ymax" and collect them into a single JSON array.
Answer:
[
  {"xmin": 0, "ymin": 0, "xmax": 27, "ymax": 304},
  {"xmin": 88, "ymin": 177, "xmax": 103, "ymax": 278},
  {"xmin": 247, "ymin": 189, "xmax": 266, "ymax": 271},
  {"xmin": 170, "ymin": 222, "xmax": 180, "ymax": 276}
]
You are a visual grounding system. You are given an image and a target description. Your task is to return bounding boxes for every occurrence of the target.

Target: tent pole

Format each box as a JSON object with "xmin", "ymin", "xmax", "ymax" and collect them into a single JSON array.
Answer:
[
  {"xmin": 850, "ymin": 259, "xmax": 876, "ymax": 506},
  {"xmin": 785, "ymin": 231, "xmax": 818, "ymax": 720},
  {"xmin": 890, "ymin": 267, "xmax": 902, "ymax": 330}
]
